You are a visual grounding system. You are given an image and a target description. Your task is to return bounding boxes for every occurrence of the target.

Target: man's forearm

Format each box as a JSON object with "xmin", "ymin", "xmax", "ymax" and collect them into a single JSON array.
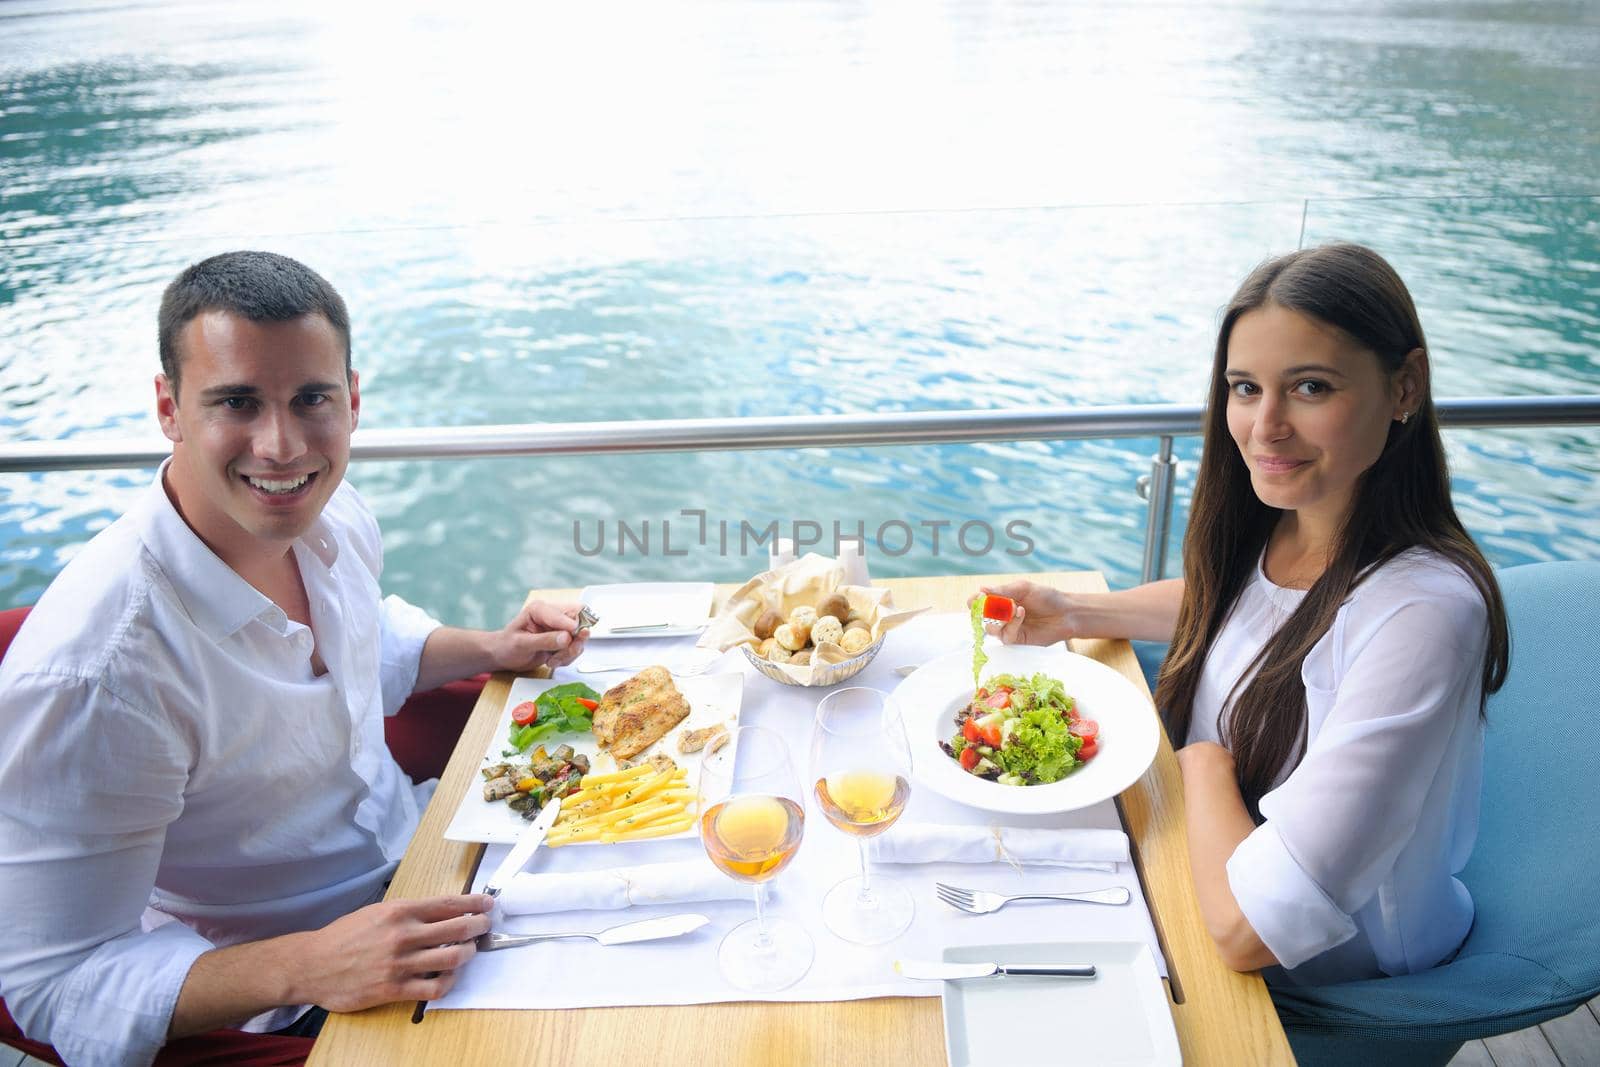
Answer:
[
  {"xmin": 410, "ymin": 603, "xmax": 585, "ymax": 694},
  {"xmin": 413, "ymin": 626, "xmax": 501, "ymax": 693},
  {"xmin": 169, "ymin": 933, "xmax": 306, "ymax": 1038},
  {"xmin": 172, "ymin": 893, "xmax": 493, "ymax": 1038}
]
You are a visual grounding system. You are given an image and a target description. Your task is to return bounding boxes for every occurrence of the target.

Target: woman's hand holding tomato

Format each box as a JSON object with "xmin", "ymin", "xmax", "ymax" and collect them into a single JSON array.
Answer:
[{"xmin": 969, "ymin": 581, "xmax": 1082, "ymax": 648}]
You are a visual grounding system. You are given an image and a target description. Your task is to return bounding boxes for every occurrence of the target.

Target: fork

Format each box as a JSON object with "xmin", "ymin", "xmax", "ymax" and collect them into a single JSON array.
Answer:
[
  {"xmin": 477, "ymin": 930, "xmax": 610, "ymax": 952},
  {"xmin": 935, "ymin": 883, "xmax": 1131, "ymax": 914}
]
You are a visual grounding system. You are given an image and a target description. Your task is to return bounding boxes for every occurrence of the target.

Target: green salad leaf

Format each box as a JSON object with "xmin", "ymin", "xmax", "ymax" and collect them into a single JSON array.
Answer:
[
  {"xmin": 505, "ymin": 682, "xmax": 600, "ymax": 753},
  {"xmin": 970, "ymin": 596, "xmax": 990, "ymax": 688}
]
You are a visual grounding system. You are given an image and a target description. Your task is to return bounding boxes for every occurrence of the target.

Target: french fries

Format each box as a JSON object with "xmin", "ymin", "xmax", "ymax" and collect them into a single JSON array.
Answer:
[{"xmin": 547, "ymin": 761, "xmax": 695, "ymax": 846}]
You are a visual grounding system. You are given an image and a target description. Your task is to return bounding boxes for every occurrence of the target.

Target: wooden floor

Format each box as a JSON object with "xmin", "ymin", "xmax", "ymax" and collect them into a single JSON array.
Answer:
[
  {"xmin": 1447, "ymin": 997, "xmax": 1600, "ymax": 1067},
  {"xmin": 5, "ymin": 997, "xmax": 1596, "ymax": 1066}
]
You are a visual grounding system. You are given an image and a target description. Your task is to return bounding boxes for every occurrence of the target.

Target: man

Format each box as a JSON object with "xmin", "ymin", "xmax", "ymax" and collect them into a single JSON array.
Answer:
[{"xmin": 0, "ymin": 252, "xmax": 586, "ymax": 1066}]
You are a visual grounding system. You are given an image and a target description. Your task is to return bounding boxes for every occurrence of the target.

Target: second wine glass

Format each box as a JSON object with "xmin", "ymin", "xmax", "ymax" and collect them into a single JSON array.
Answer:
[{"xmin": 810, "ymin": 686, "xmax": 915, "ymax": 944}]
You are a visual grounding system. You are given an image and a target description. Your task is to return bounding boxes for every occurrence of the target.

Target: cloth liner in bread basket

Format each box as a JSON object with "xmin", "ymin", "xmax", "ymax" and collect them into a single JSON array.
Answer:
[{"xmin": 697, "ymin": 553, "xmax": 925, "ymax": 687}]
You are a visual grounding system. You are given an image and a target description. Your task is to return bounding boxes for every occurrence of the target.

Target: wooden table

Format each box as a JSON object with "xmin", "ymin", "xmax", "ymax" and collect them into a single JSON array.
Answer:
[{"xmin": 308, "ymin": 572, "xmax": 1295, "ymax": 1066}]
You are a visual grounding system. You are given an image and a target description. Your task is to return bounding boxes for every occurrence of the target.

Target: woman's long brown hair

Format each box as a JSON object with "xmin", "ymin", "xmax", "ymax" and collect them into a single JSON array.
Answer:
[{"xmin": 1154, "ymin": 243, "xmax": 1509, "ymax": 817}]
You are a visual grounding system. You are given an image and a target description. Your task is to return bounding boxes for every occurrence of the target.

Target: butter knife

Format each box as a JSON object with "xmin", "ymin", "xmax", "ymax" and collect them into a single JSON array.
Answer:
[
  {"xmin": 484, "ymin": 795, "xmax": 562, "ymax": 898},
  {"xmin": 895, "ymin": 960, "xmax": 1097, "ymax": 981}
]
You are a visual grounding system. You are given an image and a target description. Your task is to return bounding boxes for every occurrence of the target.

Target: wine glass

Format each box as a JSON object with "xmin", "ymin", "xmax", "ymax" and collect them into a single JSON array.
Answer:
[
  {"xmin": 810, "ymin": 687, "xmax": 915, "ymax": 944},
  {"xmin": 696, "ymin": 725, "xmax": 813, "ymax": 991}
]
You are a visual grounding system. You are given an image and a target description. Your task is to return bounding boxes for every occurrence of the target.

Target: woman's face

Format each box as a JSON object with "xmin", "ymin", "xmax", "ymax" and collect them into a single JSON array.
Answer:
[{"xmin": 1224, "ymin": 303, "xmax": 1415, "ymax": 531}]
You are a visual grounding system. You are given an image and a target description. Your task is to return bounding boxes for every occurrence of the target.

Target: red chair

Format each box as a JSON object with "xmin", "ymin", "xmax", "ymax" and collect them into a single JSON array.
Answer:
[{"xmin": 0, "ymin": 605, "xmax": 486, "ymax": 1065}]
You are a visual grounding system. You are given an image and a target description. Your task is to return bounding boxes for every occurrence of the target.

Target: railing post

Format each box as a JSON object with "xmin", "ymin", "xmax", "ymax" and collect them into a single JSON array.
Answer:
[{"xmin": 1140, "ymin": 436, "xmax": 1178, "ymax": 584}]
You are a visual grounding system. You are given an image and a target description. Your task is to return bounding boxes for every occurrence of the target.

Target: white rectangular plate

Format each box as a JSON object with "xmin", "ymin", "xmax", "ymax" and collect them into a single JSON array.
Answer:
[
  {"xmin": 579, "ymin": 582, "xmax": 715, "ymax": 639},
  {"xmin": 941, "ymin": 941, "xmax": 1180, "ymax": 1067},
  {"xmin": 442, "ymin": 669, "xmax": 744, "ymax": 845}
]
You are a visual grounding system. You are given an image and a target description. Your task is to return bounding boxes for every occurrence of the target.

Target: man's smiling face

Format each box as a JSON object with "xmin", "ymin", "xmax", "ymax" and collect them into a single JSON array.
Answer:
[{"xmin": 156, "ymin": 309, "xmax": 359, "ymax": 562}]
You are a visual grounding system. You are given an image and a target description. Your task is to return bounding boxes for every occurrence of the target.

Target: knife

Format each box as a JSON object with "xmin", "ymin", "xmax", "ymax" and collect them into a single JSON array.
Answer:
[
  {"xmin": 895, "ymin": 960, "xmax": 1098, "ymax": 981},
  {"xmin": 483, "ymin": 795, "xmax": 562, "ymax": 898},
  {"xmin": 478, "ymin": 913, "xmax": 711, "ymax": 952}
]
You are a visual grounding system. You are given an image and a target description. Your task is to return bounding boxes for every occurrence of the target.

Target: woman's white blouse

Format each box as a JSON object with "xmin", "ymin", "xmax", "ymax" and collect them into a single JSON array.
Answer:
[{"xmin": 1186, "ymin": 548, "xmax": 1489, "ymax": 985}]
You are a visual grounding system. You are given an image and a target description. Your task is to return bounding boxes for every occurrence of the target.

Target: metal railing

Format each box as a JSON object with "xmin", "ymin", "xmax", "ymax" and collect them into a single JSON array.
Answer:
[{"xmin": 3, "ymin": 395, "xmax": 1597, "ymax": 582}]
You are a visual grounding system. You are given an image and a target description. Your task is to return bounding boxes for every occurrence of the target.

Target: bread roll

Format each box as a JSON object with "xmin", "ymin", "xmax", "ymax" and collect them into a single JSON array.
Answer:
[
  {"xmin": 756, "ymin": 637, "xmax": 777, "ymax": 659},
  {"xmin": 752, "ymin": 609, "xmax": 783, "ymax": 641},
  {"xmin": 789, "ymin": 648, "xmax": 812, "ymax": 666},
  {"xmin": 766, "ymin": 643, "xmax": 794, "ymax": 664},
  {"xmin": 817, "ymin": 593, "xmax": 850, "ymax": 623},
  {"xmin": 810, "ymin": 615, "xmax": 845, "ymax": 648},
  {"xmin": 787, "ymin": 606, "xmax": 817, "ymax": 644},
  {"xmin": 840, "ymin": 628, "xmax": 873, "ymax": 655},
  {"xmin": 843, "ymin": 618, "xmax": 870, "ymax": 635},
  {"xmin": 774, "ymin": 622, "xmax": 807, "ymax": 652}
]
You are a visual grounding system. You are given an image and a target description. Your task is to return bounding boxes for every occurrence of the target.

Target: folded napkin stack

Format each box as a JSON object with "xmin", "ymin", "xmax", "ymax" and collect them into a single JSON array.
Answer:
[
  {"xmin": 499, "ymin": 859, "xmax": 747, "ymax": 915},
  {"xmin": 867, "ymin": 823, "xmax": 1130, "ymax": 872}
]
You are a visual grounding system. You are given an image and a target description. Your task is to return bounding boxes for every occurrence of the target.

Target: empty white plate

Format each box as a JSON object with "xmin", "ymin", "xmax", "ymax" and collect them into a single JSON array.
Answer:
[
  {"xmin": 942, "ymin": 940, "xmax": 1180, "ymax": 1066},
  {"xmin": 579, "ymin": 582, "xmax": 715, "ymax": 638}
]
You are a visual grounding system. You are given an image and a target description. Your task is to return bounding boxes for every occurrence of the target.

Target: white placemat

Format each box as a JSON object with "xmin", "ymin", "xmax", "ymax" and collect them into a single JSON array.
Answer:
[
  {"xmin": 570, "ymin": 635, "xmax": 732, "ymax": 674},
  {"xmin": 432, "ymin": 613, "xmax": 1167, "ymax": 1011}
]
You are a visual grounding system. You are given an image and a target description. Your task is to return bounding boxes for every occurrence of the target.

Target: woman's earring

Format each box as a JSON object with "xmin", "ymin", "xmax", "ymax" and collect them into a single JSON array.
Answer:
[{"xmin": 1400, "ymin": 411, "xmax": 1412, "ymax": 425}]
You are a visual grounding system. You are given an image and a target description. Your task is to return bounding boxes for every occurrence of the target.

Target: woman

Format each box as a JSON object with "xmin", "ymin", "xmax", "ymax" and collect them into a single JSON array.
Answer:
[{"xmin": 984, "ymin": 243, "xmax": 1508, "ymax": 986}]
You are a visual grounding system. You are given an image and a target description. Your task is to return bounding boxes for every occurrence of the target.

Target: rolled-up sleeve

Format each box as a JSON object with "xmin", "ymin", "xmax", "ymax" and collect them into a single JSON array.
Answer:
[
  {"xmin": 1226, "ymin": 591, "xmax": 1487, "ymax": 971},
  {"xmin": 1228, "ymin": 819, "xmax": 1359, "ymax": 969},
  {"xmin": 378, "ymin": 594, "xmax": 441, "ymax": 715},
  {"xmin": 0, "ymin": 672, "xmax": 212, "ymax": 1067}
]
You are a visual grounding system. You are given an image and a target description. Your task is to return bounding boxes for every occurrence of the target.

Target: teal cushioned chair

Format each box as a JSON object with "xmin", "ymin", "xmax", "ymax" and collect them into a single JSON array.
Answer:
[{"xmin": 1270, "ymin": 560, "xmax": 1600, "ymax": 1066}]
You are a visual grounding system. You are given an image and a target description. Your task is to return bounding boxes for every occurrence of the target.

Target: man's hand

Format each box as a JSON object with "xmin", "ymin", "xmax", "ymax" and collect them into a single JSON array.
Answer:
[
  {"xmin": 969, "ymin": 581, "xmax": 1079, "ymax": 647},
  {"xmin": 489, "ymin": 600, "xmax": 589, "ymax": 674},
  {"xmin": 171, "ymin": 894, "xmax": 495, "ymax": 1037},
  {"xmin": 288, "ymin": 894, "xmax": 496, "ymax": 1013},
  {"xmin": 414, "ymin": 602, "xmax": 591, "ymax": 691}
]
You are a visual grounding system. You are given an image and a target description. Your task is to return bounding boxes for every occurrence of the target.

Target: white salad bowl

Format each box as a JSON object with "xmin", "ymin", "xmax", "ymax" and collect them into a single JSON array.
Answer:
[{"xmin": 894, "ymin": 642, "xmax": 1161, "ymax": 816}]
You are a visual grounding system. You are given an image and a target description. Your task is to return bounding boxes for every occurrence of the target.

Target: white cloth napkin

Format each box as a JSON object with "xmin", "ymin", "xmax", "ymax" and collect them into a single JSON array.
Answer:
[
  {"xmin": 868, "ymin": 822, "xmax": 1130, "ymax": 872},
  {"xmin": 498, "ymin": 859, "xmax": 747, "ymax": 915}
]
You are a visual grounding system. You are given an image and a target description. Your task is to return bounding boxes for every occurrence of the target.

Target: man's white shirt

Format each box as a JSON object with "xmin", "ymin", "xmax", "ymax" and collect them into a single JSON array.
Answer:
[{"xmin": 0, "ymin": 465, "xmax": 440, "ymax": 1067}]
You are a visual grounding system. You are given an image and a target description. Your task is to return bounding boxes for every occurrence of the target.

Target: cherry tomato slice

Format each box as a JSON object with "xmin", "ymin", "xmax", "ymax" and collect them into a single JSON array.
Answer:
[
  {"xmin": 984, "ymin": 689, "xmax": 1012, "ymax": 710},
  {"xmin": 962, "ymin": 719, "xmax": 982, "ymax": 743},
  {"xmin": 981, "ymin": 595, "xmax": 1017, "ymax": 623},
  {"xmin": 1078, "ymin": 738, "xmax": 1098, "ymax": 761},
  {"xmin": 575, "ymin": 697, "xmax": 599, "ymax": 712},
  {"xmin": 510, "ymin": 701, "xmax": 538, "ymax": 726},
  {"xmin": 1070, "ymin": 719, "xmax": 1099, "ymax": 740},
  {"xmin": 959, "ymin": 746, "xmax": 980, "ymax": 771},
  {"xmin": 980, "ymin": 723, "xmax": 1003, "ymax": 749}
]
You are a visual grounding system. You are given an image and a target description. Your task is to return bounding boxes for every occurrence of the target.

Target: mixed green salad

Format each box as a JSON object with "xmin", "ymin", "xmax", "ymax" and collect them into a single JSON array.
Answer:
[
  {"xmin": 940, "ymin": 671, "xmax": 1100, "ymax": 786},
  {"xmin": 504, "ymin": 682, "xmax": 601, "ymax": 754}
]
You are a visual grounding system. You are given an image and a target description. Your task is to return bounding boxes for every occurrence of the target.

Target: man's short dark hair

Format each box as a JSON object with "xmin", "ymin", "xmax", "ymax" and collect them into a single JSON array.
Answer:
[{"xmin": 158, "ymin": 251, "xmax": 352, "ymax": 393}]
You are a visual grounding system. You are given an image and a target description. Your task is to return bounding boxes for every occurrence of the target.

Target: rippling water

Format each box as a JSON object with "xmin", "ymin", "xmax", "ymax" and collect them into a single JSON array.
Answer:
[{"xmin": 2, "ymin": 0, "xmax": 1597, "ymax": 626}]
